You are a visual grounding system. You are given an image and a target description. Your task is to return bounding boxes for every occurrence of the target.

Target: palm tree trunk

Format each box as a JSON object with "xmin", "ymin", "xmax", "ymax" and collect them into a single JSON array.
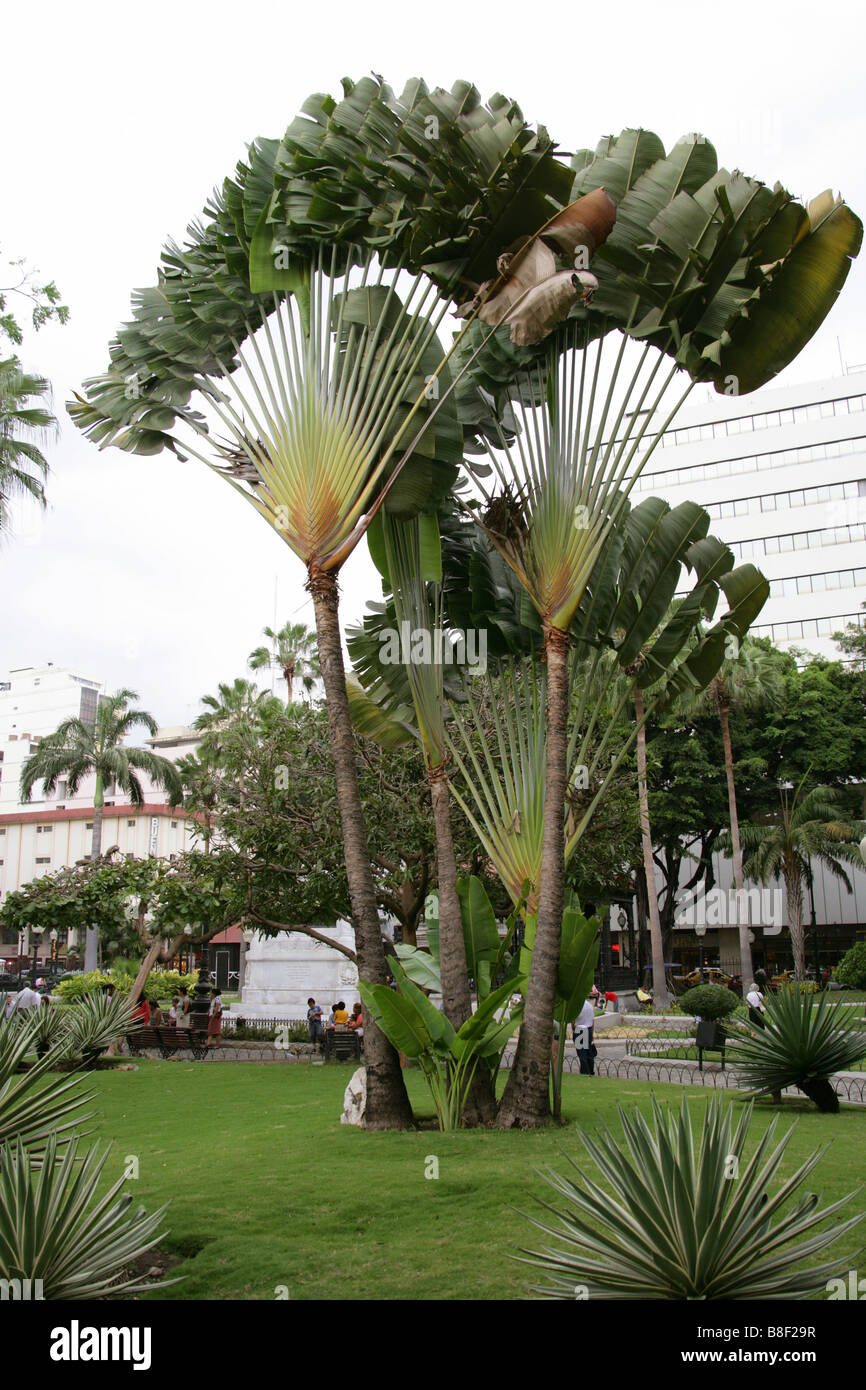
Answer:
[
  {"xmin": 428, "ymin": 767, "xmax": 496, "ymax": 1126},
  {"xmin": 284, "ymin": 663, "xmax": 294, "ymax": 704},
  {"xmin": 85, "ymin": 773, "xmax": 104, "ymax": 971},
  {"xmin": 308, "ymin": 567, "xmax": 413, "ymax": 1130},
  {"xmin": 634, "ymin": 689, "xmax": 671, "ymax": 1010},
  {"xmin": 717, "ymin": 695, "xmax": 754, "ymax": 987},
  {"xmin": 497, "ymin": 624, "xmax": 570, "ymax": 1129},
  {"xmin": 785, "ymin": 859, "xmax": 806, "ymax": 980}
]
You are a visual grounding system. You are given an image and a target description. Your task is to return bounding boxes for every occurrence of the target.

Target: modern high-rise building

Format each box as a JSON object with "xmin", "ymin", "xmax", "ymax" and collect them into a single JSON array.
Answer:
[
  {"xmin": 615, "ymin": 369, "xmax": 866, "ymax": 980},
  {"xmin": 627, "ymin": 368, "xmax": 866, "ymax": 657}
]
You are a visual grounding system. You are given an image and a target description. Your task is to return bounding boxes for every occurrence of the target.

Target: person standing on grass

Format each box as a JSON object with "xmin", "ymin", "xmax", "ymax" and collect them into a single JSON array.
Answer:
[
  {"xmin": 307, "ymin": 998, "xmax": 324, "ymax": 1046},
  {"xmin": 573, "ymin": 994, "xmax": 596, "ymax": 1076},
  {"xmin": 207, "ymin": 988, "xmax": 223, "ymax": 1047}
]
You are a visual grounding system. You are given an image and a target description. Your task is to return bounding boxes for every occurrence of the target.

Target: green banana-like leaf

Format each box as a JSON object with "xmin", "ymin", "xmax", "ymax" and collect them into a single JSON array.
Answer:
[
  {"xmin": 387, "ymin": 956, "xmax": 456, "ymax": 1050},
  {"xmin": 555, "ymin": 909, "xmax": 601, "ymax": 1025},
  {"xmin": 394, "ymin": 944, "xmax": 442, "ymax": 993},
  {"xmin": 345, "ymin": 677, "xmax": 416, "ymax": 750},
  {"xmin": 456, "ymin": 874, "xmax": 502, "ymax": 999},
  {"xmin": 357, "ymin": 980, "xmax": 434, "ymax": 1059}
]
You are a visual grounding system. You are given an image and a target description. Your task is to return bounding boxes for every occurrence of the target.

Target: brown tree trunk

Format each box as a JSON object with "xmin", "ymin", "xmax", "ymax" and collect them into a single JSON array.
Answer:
[
  {"xmin": 497, "ymin": 625, "xmax": 569, "ymax": 1129},
  {"xmin": 85, "ymin": 776, "xmax": 104, "ymax": 971},
  {"xmin": 786, "ymin": 859, "xmax": 806, "ymax": 980},
  {"xmin": 635, "ymin": 689, "xmax": 670, "ymax": 1010},
  {"xmin": 309, "ymin": 567, "xmax": 413, "ymax": 1130},
  {"xmin": 717, "ymin": 693, "xmax": 754, "ymax": 988},
  {"xmin": 127, "ymin": 936, "xmax": 163, "ymax": 1008},
  {"xmin": 429, "ymin": 768, "xmax": 496, "ymax": 1126}
]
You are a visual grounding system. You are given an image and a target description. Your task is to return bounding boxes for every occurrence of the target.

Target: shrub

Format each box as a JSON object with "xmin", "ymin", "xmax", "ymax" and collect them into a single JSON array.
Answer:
[
  {"xmin": 66, "ymin": 993, "xmax": 142, "ymax": 1065},
  {"xmin": 54, "ymin": 967, "xmax": 199, "ymax": 1003},
  {"xmin": 727, "ymin": 987, "xmax": 866, "ymax": 1112},
  {"xmin": 835, "ymin": 942, "xmax": 866, "ymax": 991},
  {"xmin": 678, "ymin": 984, "xmax": 740, "ymax": 1022},
  {"xmin": 516, "ymin": 1095, "xmax": 862, "ymax": 1298}
]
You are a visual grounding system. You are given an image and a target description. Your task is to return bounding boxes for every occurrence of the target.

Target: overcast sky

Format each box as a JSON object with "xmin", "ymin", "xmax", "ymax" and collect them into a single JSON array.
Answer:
[{"xmin": 3, "ymin": 0, "xmax": 866, "ymax": 725}]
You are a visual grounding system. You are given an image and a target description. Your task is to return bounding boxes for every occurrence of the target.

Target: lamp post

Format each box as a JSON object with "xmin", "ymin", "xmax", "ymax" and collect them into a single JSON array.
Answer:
[
  {"xmin": 30, "ymin": 926, "xmax": 44, "ymax": 987},
  {"xmin": 185, "ymin": 923, "xmax": 212, "ymax": 1030},
  {"xmin": 695, "ymin": 923, "xmax": 707, "ymax": 980}
]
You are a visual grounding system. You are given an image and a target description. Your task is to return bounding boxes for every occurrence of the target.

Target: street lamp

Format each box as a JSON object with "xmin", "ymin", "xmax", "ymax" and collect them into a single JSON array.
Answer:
[
  {"xmin": 30, "ymin": 926, "xmax": 45, "ymax": 987},
  {"xmin": 695, "ymin": 923, "xmax": 707, "ymax": 979},
  {"xmin": 184, "ymin": 923, "xmax": 212, "ymax": 1029}
]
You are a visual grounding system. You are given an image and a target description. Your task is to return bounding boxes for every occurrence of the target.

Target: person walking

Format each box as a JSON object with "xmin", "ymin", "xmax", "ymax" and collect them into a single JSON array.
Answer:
[
  {"xmin": 745, "ymin": 980, "xmax": 766, "ymax": 1030},
  {"xmin": 573, "ymin": 994, "xmax": 597, "ymax": 1076},
  {"xmin": 14, "ymin": 983, "xmax": 42, "ymax": 1014},
  {"xmin": 206, "ymin": 988, "xmax": 223, "ymax": 1047}
]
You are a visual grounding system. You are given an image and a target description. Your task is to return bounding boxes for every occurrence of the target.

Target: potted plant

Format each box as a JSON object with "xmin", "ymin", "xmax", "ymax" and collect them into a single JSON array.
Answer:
[{"xmin": 679, "ymin": 984, "xmax": 740, "ymax": 1054}]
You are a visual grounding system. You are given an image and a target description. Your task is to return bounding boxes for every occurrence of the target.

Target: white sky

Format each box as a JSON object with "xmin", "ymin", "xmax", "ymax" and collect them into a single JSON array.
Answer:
[{"xmin": 2, "ymin": 0, "xmax": 866, "ymax": 724}]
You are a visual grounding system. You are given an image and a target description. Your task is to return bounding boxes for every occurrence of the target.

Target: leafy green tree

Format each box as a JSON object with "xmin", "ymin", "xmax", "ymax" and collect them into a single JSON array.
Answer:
[
  {"xmin": 248, "ymin": 621, "xmax": 320, "ymax": 703},
  {"xmin": 0, "ymin": 252, "xmax": 68, "ymax": 346},
  {"xmin": 732, "ymin": 779, "xmax": 865, "ymax": 979},
  {"xmin": 19, "ymin": 691, "xmax": 184, "ymax": 969}
]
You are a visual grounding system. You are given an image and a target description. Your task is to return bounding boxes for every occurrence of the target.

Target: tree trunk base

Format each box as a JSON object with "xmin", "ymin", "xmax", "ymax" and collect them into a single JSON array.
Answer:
[
  {"xmin": 462, "ymin": 1069, "xmax": 497, "ymax": 1127},
  {"xmin": 496, "ymin": 1053, "xmax": 552, "ymax": 1129},
  {"xmin": 799, "ymin": 1077, "xmax": 839, "ymax": 1113}
]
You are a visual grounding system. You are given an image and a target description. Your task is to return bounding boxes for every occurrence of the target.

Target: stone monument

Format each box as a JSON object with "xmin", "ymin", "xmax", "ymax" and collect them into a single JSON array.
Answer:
[{"xmin": 228, "ymin": 924, "xmax": 360, "ymax": 1020}]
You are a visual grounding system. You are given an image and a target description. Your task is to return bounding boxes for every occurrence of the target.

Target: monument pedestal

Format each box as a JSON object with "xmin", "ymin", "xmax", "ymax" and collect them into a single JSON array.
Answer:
[{"xmin": 229, "ymin": 926, "xmax": 359, "ymax": 1020}]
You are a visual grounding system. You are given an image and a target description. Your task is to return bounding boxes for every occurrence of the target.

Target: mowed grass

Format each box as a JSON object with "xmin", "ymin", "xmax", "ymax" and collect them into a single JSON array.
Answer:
[{"xmin": 82, "ymin": 1061, "xmax": 866, "ymax": 1301}]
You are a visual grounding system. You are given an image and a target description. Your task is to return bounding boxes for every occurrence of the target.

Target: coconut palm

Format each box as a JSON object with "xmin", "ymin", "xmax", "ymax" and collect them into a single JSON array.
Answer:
[
  {"xmin": 248, "ymin": 621, "xmax": 320, "ymax": 702},
  {"xmin": 733, "ymin": 778, "xmax": 865, "ymax": 980},
  {"xmin": 0, "ymin": 356, "xmax": 56, "ymax": 533},
  {"xmin": 19, "ymin": 690, "xmax": 183, "ymax": 969},
  {"xmin": 681, "ymin": 639, "xmax": 787, "ymax": 985}
]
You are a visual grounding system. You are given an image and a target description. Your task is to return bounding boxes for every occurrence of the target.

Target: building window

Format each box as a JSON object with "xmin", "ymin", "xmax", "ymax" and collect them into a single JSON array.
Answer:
[
  {"xmin": 127, "ymin": 819, "xmax": 135, "ymax": 828},
  {"xmin": 171, "ymin": 820, "xmax": 178, "ymax": 829},
  {"xmin": 36, "ymin": 825, "xmax": 53, "ymax": 834},
  {"xmin": 35, "ymin": 857, "xmax": 51, "ymax": 865},
  {"xmin": 85, "ymin": 822, "xmax": 93, "ymax": 831}
]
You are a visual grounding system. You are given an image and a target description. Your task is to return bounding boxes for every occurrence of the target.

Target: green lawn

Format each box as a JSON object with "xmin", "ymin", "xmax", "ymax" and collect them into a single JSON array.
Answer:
[{"xmin": 81, "ymin": 1060, "xmax": 866, "ymax": 1301}]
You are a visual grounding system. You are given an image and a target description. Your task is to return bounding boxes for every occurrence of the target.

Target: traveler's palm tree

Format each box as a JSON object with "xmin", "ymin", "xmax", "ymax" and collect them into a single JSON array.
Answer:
[
  {"xmin": 681, "ymin": 639, "xmax": 787, "ymax": 984},
  {"xmin": 248, "ymin": 621, "xmax": 319, "ymax": 703},
  {"xmin": 19, "ymin": 690, "xmax": 184, "ymax": 968},
  {"xmin": 0, "ymin": 357, "xmax": 55, "ymax": 534},
  {"xmin": 456, "ymin": 129, "xmax": 860, "ymax": 1127},
  {"xmin": 733, "ymin": 778, "xmax": 865, "ymax": 980}
]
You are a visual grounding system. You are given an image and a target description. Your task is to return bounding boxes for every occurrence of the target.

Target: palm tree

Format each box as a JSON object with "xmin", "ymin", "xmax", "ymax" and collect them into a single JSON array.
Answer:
[
  {"xmin": 69, "ymin": 79, "xmax": 590, "ymax": 1131},
  {"xmin": 682, "ymin": 639, "xmax": 786, "ymax": 985},
  {"xmin": 736, "ymin": 778, "xmax": 865, "ymax": 979},
  {"xmin": 0, "ymin": 357, "xmax": 55, "ymax": 533},
  {"xmin": 19, "ymin": 690, "xmax": 184, "ymax": 969},
  {"xmin": 248, "ymin": 621, "xmax": 319, "ymax": 703}
]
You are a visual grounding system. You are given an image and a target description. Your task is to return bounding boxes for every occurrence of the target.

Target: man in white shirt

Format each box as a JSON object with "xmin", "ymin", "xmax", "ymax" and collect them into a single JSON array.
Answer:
[
  {"xmin": 745, "ymin": 983, "xmax": 766, "ymax": 1029},
  {"xmin": 12, "ymin": 984, "xmax": 41, "ymax": 1013},
  {"xmin": 573, "ymin": 995, "xmax": 597, "ymax": 1075}
]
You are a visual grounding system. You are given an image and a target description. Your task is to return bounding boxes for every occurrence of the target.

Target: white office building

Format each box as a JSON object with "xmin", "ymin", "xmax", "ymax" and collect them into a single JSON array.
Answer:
[{"xmin": 628, "ymin": 369, "xmax": 866, "ymax": 656}]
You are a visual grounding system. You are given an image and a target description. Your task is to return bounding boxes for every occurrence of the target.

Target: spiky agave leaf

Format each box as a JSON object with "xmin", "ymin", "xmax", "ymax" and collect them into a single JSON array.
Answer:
[
  {"xmin": 66, "ymin": 992, "xmax": 143, "ymax": 1060},
  {"xmin": 0, "ymin": 1136, "xmax": 178, "ymax": 1300},
  {"xmin": 516, "ymin": 1095, "xmax": 862, "ymax": 1299},
  {"xmin": 0, "ymin": 1014, "xmax": 94, "ymax": 1152},
  {"xmin": 728, "ymin": 988, "xmax": 866, "ymax": 1111}
]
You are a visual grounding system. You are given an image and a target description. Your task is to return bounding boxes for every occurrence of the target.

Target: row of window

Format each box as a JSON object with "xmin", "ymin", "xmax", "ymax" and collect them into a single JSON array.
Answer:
[
  {"xmin": 629, "ymin": 432, "xmax": 866, "ymax": 492},
  {"xmin": 774, "ymin": 568, "xmax": 866, "ymax": 597},
  {"xmin": 704, "ymin": 478, "xmax": 866, "ymax": 521},
  {"xmin": 637, "ymin": 391, "xmax": 866, "ymax": 452},
  {"xmin": 730, "ymin": 521, "xmax": 866, "ymax": 561},
  {"xmin": 752, "ymin": 611, "xmax": 864, "ymax": 643}
]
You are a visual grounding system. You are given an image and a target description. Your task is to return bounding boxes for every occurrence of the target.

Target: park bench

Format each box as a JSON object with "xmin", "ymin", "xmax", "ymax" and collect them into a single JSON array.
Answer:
[
  {"xmin": 126, "ymin": 1026, "xmax": 210, "ymax": 1061},
  {"xmin": 323, "ymin": 1026, "xmax": 362, "ymax": 1062}
]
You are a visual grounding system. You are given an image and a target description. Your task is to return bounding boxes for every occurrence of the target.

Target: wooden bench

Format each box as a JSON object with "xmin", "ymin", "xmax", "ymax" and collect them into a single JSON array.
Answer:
[
  {"xmin": 323, "ymin": 1026, "xmax": 362, "ymax": 1062},
  {"xmin": 126, "ymin": 1026, "xmax": 210, "ymax": 1061}
]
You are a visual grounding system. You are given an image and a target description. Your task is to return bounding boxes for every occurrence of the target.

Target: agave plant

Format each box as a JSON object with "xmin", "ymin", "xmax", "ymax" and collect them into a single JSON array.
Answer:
[
  {"xmin": 0, "ymin": 1014, "xmax": 93, "ymax": 1153},
  {"xmin": 26, "ymin": 1001, "xmax": 74, "ymax": 1059},
  {"xmin": 0, "ymin": 1134, "xmax": 176, "ymax": 1299},
  {"xmin": 67, "ymin": 991, "xmax": 142, "ymax": 1066},
  {"xmin": 728, "ymin": 987, "xmax": 866, "ymax": 1113},
  {"xmin": 517, "ymin": 1095, "xmax": 862, "ymax": 1298}
]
